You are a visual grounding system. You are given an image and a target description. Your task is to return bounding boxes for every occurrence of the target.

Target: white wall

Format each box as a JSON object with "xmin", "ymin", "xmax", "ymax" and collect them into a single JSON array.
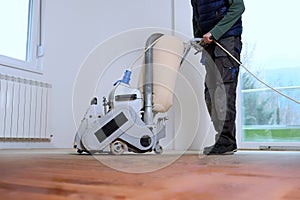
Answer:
[
  {"xmin": 0, "ymin": 0, "xmax": 215, "ymax": 151},
  {"xmin": 43, "ymin": 0, "xmax": 176, "ymax": 148}
]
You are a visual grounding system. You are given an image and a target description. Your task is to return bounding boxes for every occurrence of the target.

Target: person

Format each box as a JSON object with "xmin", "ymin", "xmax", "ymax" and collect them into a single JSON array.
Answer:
[{"xmin": 191, "ymin": 0, "xmax": 245, "ymax": 155}]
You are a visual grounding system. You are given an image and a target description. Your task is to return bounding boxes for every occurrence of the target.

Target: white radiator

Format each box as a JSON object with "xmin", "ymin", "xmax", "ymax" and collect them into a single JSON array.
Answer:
[{"xmin": 0, "ymin": 74, "xmax": 52, "ymax": 142}]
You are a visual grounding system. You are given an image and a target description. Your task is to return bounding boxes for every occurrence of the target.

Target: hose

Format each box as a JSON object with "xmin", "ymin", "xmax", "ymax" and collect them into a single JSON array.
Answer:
[{"xmin": 130, "ymin": 37, "xmax": 162, "ymax": 70}]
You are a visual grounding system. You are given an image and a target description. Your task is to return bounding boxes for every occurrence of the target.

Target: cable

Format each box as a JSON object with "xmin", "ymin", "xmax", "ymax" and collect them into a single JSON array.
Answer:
[
  {"xmin": 213, "ymin": 40, "xmax": 300, "ymax": 105},
  {"xmin": 128, "ymin": 36, "xmax": 299, "ymax": 104}
]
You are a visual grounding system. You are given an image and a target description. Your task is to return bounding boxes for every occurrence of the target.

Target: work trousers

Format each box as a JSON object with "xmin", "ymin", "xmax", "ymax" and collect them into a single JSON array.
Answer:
[{"xmin": 203, "ymin": 36, "xmax": 242, "ymax": 146}]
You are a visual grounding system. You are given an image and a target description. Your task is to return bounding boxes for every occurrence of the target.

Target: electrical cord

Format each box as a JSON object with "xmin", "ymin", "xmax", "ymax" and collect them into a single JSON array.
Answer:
[
  {"xmin": 212, "ymin": 40, "xmax": 300, "ymax": 105},
  {"xmin": 128, "ymin": 36, "xmax": 299, "ymax": 104}
]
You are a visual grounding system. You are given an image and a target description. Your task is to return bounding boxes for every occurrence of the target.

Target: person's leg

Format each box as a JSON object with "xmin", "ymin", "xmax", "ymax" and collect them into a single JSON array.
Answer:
[
  {"xmin": 203, "ymin": 44, "xmax": 228, "ymax": 151},
  {"xmin": 203, "ymin": 44, "xmax": 224, "ymax": 135},
  {"xmin": 203, "ymin": 36, "xmax": 242, "ymax": 155},
  {"xmin": 216, "ymin": 82, "xmax": 238, "ymax": 146}
]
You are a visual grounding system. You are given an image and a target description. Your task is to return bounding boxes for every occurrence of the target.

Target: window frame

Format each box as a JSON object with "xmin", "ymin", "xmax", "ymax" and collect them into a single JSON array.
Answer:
[
  {"xmin": 0, "ymin": 0, "xmax": 44, "ymax": 74},
  {"xmin": 237, "ymin": 72, "xmax": 300, "ymax": 150}
]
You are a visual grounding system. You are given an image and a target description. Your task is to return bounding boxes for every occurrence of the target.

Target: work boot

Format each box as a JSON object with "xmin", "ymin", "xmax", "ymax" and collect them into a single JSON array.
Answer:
[{"xmin": 203, "ymin": 143, "xmax": 237, "ymax": 155}]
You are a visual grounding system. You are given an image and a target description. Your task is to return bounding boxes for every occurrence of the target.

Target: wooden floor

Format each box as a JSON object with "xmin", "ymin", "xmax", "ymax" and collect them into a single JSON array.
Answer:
[{"xmin": 0, "ymin": 149, "xmax": 299, "ymax": 200}]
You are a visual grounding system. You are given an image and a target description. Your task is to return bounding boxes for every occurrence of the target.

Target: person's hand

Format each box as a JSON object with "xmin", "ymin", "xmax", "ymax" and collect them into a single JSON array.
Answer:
[{"xmin": 203, "ymin": 32, "xmax": 213, "ymax": 44}]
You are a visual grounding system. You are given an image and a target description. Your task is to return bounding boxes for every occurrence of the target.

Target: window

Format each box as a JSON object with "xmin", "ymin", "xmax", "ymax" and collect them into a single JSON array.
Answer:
[
  {"xmin": 239, "ymin": 0, "xmax": 300, "ymax": 149},
  {"xmin": 0, "ymin": 0, "xmax": 43, "ymax": 73}
]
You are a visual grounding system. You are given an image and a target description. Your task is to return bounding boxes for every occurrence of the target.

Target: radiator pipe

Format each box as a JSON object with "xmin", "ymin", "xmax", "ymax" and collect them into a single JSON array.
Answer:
[{"xmin": 143, "ymin": 33, "xmax": 164, "ymax": 125}]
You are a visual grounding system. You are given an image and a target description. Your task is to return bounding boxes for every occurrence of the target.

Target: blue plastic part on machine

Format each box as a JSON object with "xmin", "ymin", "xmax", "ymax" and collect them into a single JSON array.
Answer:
[
  {"xmin": 122, "ymin": 70, "xmax": 131, "ymax": 84},
  {"xmin": 113, "ymin": 70, "xmax": 132, "ymax": 86}
]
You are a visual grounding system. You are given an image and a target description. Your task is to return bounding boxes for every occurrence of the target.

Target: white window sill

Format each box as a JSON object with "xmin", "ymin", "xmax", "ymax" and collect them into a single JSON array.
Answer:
[{"xmin": 0, "ymin": 55, "xmax": 43, "ymax": 75}]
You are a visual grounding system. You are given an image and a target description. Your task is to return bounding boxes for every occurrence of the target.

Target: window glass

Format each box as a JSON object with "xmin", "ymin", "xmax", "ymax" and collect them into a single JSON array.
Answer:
[
  {"xmin": 0, "ymin": 0, "xmax": 42, "ymax": 72},
  {"xmin": 0, "ymin": 0, "xmax": 31, "ymax": 61},
  {"xmin": 241, "ymin": 0, "xmax": 300, "ymax": 143}
]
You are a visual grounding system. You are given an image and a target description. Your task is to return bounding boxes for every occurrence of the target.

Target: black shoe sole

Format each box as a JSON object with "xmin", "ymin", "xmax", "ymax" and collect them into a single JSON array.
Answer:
[{"xmin": 204, "ymin": 149, "xmax": 237, "ymax": 155}]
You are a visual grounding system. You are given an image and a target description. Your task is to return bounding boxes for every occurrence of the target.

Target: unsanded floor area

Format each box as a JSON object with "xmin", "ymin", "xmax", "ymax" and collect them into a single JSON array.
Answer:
[{"xmin": 0, "ymin": 149, "xmax": 299, "ymax": 200}]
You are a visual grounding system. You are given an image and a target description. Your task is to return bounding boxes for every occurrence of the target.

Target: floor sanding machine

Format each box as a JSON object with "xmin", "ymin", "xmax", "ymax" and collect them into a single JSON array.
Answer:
[{"xmin": 73, "ymin": 33, "xmax": 204, "ymax": 155}]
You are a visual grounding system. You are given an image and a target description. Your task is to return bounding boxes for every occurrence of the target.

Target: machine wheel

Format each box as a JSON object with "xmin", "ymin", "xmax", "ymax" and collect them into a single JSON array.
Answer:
[
  {"xmin": 154, "ymin": 144, "xmax": 163, "ymax": 154},
  {"xmin": 110, "ymin": 140, "xmax": 128, "ymax": 155}
]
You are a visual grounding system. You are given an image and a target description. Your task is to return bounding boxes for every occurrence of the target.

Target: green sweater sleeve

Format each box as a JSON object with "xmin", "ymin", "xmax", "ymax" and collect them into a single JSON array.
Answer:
[{"xmin": 210, "ymin": 0, "xmax": 245, "ymax": 40}]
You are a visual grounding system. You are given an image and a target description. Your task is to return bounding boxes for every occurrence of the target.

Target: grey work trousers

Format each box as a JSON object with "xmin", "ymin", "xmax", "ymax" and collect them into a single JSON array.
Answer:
[{"xmin": 203, "ymin": 36, "xmax": 242, "ymax": 146}]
